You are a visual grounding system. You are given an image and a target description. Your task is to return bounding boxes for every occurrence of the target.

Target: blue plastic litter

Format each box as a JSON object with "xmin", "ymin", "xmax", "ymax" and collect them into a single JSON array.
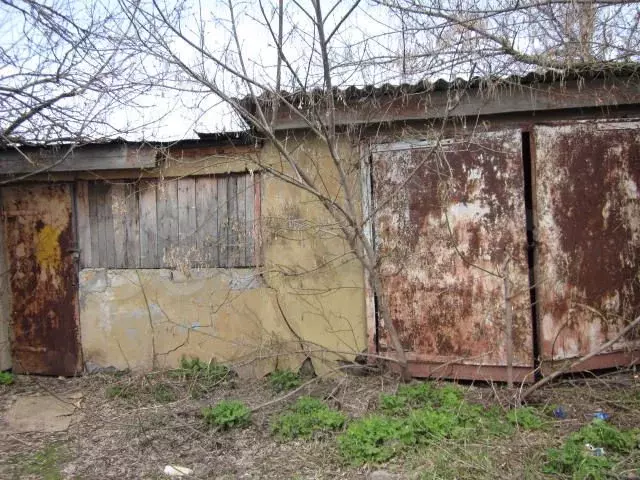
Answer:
[
  {"xmin": 553, "ymin": 406, "xmax": 567, "ymax": 419},
  {"xmin": 593, "ymin": 412, "xmax": 610, "ymax": 421}
]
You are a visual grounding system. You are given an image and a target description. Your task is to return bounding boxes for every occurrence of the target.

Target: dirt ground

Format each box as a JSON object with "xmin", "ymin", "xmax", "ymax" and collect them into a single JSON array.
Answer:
[{"xmin": 0, "ymin": 368, "xmax": 639, "ymax": 479}]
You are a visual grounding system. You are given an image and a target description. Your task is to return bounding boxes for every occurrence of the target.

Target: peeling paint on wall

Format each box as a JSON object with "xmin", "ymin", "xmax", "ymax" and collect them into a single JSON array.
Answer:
[
  {"xmin": 373, "ymin": 129, "xmax": 533, "ymax": 379},
  {"xmin": 78, "ymin": 138, "xmax": 367, "ymax": 377},
  {"xmin": 534, "ymin": 121, "xmax": 640, "ymax": 365}
]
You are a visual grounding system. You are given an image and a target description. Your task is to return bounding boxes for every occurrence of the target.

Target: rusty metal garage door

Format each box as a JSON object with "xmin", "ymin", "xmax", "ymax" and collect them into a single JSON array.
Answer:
[
  {"xmin": 533, "ymin": 121, "xmax": 640, "ymax": 373},
  {"xmin": 372, "ymin": 129, "xmax": 534, "ymax": 381},
  {"xmin": 2, "ymin": 184, "xmax": 82, "ymax": 375}
]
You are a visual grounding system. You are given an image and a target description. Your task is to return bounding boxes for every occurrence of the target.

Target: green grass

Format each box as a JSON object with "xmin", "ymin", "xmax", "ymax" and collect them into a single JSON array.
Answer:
[
  {"xmin": 269, "ymin": 369, "xmax": 302, "ymax": 392},
  {"xmin": 170, "ymin": 356, "xmax": 232, "ymax": 398},
  {"xmin": 507, "ymin": 406, "xmax": 546, "ymax": 430},
  {"xmin": 202, "ymin": 400, "xmax": 251, "ymax": 429},
  {"xmin": 272, "ymin": 396, "xmax": 346, "ymax": 440},
  {"xmin": 338, "ymin": 382, "xmax": 519, "ymax": 465},
  {"xmin": 338, "ymin": 414, "xmax": 409, "ymax": 465},
  {"xmin": 8, "ymin": 443, "xmax": 68, "ymax": 480},
  {"xmin": 105, "ymin": 384, "xmax": 136, "ymax": 399},
  {"xmin": 0, "ymin": 371, "xmax": 14, "ymax": 385},
  {"xmin": 151, "ymin": 382, "xmax": 176, "ymax": 403},
  {"xmin": 544, "ymin": 420, "xmax": 639, "ymax": 479}
]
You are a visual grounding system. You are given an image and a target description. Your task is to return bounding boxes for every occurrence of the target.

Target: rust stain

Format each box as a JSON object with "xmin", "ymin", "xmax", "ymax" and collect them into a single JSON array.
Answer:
[
  {"xmin": 534, "ymin": 121, "xmax": 640, "ymax": 363},
  {"xmin": 2, "ymin": 184, "xmax": 81, "ymax": 375},
  {"xmin": 373, "ymin": 130, "xmax": 533, "ymax": 376}
]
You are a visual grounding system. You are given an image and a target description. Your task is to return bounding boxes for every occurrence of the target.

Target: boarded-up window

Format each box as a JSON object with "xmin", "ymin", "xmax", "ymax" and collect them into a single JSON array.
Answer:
[{"xmin": 76, "ymin": 174, "xmax": 259, "ymax": 268}]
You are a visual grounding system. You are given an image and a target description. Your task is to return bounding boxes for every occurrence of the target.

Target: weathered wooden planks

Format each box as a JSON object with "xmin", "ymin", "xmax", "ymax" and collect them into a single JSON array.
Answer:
[
  {"xmin": 76, "ymin": 174, "xmax": 257, "ymax": 269},
  {"xmin": 0, "ymin": 143, "xmax": 157, "ymax": 174},
  {"xmin": 139, "ymin": 181, "xmax": 158, "ymax": 268},
  {"xmin": 157, "ymin": 180, "xmax": 179, "ymax": 266},
  {"xmin": 195, "ymin": 177, "xmax": 218, "ymax": 266},
  {"xmin": 76, "ymin": 181, "xmax": 92, "ymax": 268},
  {"xmin": 177, "ymin": 178, "xmax": 197, "ymax": 258}
]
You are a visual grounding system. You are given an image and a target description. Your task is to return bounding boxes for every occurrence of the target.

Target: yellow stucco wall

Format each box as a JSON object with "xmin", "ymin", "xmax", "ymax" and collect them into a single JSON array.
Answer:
[{"xmin": 78, "ymin": 136, "xmax": 367, "ymax": 377}]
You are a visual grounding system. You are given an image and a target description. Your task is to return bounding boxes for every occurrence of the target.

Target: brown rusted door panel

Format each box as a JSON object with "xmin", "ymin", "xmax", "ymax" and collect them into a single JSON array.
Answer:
[
  {"xmin": 2, "ymin": 184, "xmax": 81, "ymax": 375},
  {"xmin": 533, "ymin": 122, "xmax": 640, "ymax": 369},
  {"xmin": 372, "ymin": 130, "xmax": 534, "ymax": 380}
]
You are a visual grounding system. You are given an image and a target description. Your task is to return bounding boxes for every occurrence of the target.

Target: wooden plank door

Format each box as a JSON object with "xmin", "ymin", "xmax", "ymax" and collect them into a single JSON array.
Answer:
[
  {"xmin": 372, "ymin": 129, "xmax": 534, "ymax": 381},
  {"xmin": 2, "ymin": 184, "xmax": 82, "ymax": 375}
]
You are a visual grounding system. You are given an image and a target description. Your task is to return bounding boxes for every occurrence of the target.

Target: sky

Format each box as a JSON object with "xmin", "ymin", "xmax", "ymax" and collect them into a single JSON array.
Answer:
[{"xmin": 2, "ymin": 0, "xmax": 638, "ymax": 143}]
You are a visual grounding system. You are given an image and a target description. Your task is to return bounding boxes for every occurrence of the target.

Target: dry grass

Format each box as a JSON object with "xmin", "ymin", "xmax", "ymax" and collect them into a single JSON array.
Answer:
[{"xmin": 0, "ymin": 369, "xmax": 639, "ymax": 479}]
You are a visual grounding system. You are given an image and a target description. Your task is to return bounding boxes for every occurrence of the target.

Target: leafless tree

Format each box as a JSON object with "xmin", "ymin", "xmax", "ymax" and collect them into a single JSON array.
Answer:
[
  {"xmin": 374, "ymin": 0, "xmax": 640, "ymax": 77},
  {"xmin": 0, "ymin": 0, "xmax": 156, "ymax": 148}
]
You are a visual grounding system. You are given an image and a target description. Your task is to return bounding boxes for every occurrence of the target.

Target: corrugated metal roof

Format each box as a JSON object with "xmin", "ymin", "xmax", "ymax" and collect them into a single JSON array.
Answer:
[{"xmin": 243, "ymin": 63, "xmax": 640, "ymax": 107}]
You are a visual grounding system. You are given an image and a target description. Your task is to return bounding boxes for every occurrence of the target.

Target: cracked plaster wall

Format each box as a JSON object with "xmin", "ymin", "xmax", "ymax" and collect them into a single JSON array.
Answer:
[{"xmin": 78, "ymin": 138, "xmax": 368, "ymax": 377}]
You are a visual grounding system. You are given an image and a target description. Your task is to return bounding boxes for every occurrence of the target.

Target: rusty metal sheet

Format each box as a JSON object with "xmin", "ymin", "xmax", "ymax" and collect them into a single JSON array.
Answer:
[
  {"xmin": 2, "ymin": 184, "xmax": 81, "ymax": 375},
  {"xmin": 534, "ymin": 121, "xmax": 640, "ymax": 369},
  {"xmin": 372, "ymin": 130, "xmax": 533, "ymax": 379}
]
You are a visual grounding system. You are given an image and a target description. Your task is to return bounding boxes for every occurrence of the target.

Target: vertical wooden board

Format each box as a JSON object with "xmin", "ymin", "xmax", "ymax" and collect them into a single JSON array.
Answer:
[
  {"xmin": 88, "ymin": 183, "xmax": 100, "ymax": 267},
  {"xmin": 227, "ymin": 176, "xmax": 239, "ymax": 267},
  {"xmin": 76, "ymin": 181, "xmax": 92, "ymax": 268},
  {"xmin": 236, "ymin": 175, "xmax": 247, "ymax": 266},
  {"xmin": 177, "ymin": 178, "xmax": 197, "ymax": 264},
  {"xmin": 157, "ymin": 179, "xmax": 178, "ymax": 267},
  {"xmin": 244, "ymin": 174, "xmax": 255, "ymax": 266},
  {"xmin": 195, "ymin": 177, "xmax": 218, "ymax": 267},
  {"xmin": 139, "ymin": 181, "xmax": 158, "ymax": 268},
  {"xmin": 111, "ymin": 183, "xmax": 127, "ymax": 268},
  {"xmin": 95, "ymin": 183, "xmax": 109, "ymax": 267},
  {"xmin": 253, "ymin": 174, "xmax": 262, "ymax": 266},
  {"xmin": 104, "ymin": 184, "xmax": 116, "ymax": 268},
  {"xmin": 217, "ymin": 176, "xmax": 229, "ymax": 267},
  {"xmin": 124, "ymin": 184, "xmax": 140, "ymax": 267}
]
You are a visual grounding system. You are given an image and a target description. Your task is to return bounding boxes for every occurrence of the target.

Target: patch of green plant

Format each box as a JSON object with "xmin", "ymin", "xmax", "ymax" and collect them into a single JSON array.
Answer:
[
  {"xmin": 178, "ymin": 356, "xmax": 231, "ymax": 382},
  {"xmin": 170, "ymin": 356, "xmax": 232, "ymax": 398},
  {"xmin": 338, "ymin": 415, "xmax": 410, "ymax": 465},
  {"xmin": 105, "ymin": 384, "xmax": 136, "ymax": 399},
  {"xmin": 11, "ymin": 442, "xmax": 68, "ymax": 480},
  {"xmin": 269, "ymin": 369, "xmax": 302, "ymax": 392},
  {"xmin": 0, "ymin": 371, "xmax": 14, "ymax": 385},
  {"xmin": 341, "ymin": 384, "xmax": 516, "ymax": 465},
  {"xmin": 202, "ymin": 400, "xmax": 251, "ymax": 430},
  {"xmin": 403, "ymin": 407, "xmax": 461, "ymax": 443},
  {"xmin": 379, "ymin": 393, "xmax": 408, "ymax": 415},
  {"xmin": 272, "ymin": 396, "xmax": 346, "ymax": 440},
  {"xmin": 507, "ymin": 406, "xmax": 545, "ymax": 430},
  {"xmin": 339, "ymin": 407, "xmax": 471, "ymax": 465},
  {"xmin": 475, "ymin": 405, "xmax": 515, "ymax": 437},
  {"xmin": 544, "ymin": 420, "xmax": 639, "ymax": 479},
  {"xmin": 379, "ymin": 382, "xmax": 464, "ymax": 415},
  {"xmin": 151, "ymin": 382, "xmax": 175, "ymax": 403}
]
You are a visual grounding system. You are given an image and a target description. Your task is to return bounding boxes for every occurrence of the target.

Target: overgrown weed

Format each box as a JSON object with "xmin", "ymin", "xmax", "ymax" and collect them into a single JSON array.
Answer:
[
  {"xmin": 0, "ymin": 371, "xmax": 14, "ymax": 385},
  {"xmin": 170, "ymin": 356, "xmax": 233, "ymax": 398},
  {"xmin": 339, "ymin": 382, "xmax": 517, "ymax": 465},
  {"xmin": 202, "ymin": 400, "xmax": 251, "ymax": 430},
  {"xmin": 545, "ymin": 420, "xmax": 639, "ymax": 479},
  {"xmin": 269, "ymin": 369, "xmax": 302, "ymax": 392},
  {"xmin": 272, "ymin": 396, "xmax": 346, "ymax": 440}
]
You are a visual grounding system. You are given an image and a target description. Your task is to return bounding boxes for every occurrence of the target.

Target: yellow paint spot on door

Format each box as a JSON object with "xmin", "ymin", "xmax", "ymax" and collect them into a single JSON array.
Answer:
[{"xmin": 36, "ymin": 225, "xmax": 62, "ymax": 270}]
